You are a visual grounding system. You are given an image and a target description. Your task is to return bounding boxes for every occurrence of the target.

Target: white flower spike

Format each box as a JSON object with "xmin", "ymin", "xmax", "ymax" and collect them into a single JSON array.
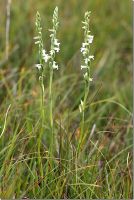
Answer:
[
  {"xmin": 80, "ymin": 11, "xmax": 94, "ymax": 83},
  {"xmin": 49, "ymin": 6, "xmax": 60, "ymax": 70}
]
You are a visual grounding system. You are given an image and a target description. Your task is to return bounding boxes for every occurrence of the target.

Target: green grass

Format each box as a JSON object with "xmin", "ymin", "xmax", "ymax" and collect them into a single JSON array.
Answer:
[{"xmin": 0, "ymin": 0, "xmax": 132, "ymax": 199}]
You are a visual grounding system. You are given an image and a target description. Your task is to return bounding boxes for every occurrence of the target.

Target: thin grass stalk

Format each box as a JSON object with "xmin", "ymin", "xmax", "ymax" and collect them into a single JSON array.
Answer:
[{"xmin": 49, "ymin": 67, "xmax": 54, "ymax": 156}]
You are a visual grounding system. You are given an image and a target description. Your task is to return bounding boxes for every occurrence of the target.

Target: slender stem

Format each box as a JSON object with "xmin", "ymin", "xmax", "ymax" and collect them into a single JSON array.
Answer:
[
  {"xmin": 49, "ymin": 67, "xmax": 54, "ymax": 155},
  {"xmin": 49, "ymin": 68, "xmax": 53, "ymax": 128},
  {"xmin": 37, "ymin": 72, "xmax": 45, "ymax": 178},
  {"xmin": 79, "ymin": 81, "xmax": 89, "ymax": 152},
  {"xmin": 41, "ymin": 74, "xmax": 45, "ymax": 123}
]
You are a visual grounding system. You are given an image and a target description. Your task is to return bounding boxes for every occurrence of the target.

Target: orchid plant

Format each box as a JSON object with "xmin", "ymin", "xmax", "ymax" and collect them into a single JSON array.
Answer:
[
  {"xmin": 79, "ymin": 11, "xmax": 94, "ymax": 149},
  {"xmin": 34, "ymin": 8, "xmax": 94, "ymax": 154},
  {"xmin": 34, "ymin": 7, "xmax": 60, "ymax": 164}
]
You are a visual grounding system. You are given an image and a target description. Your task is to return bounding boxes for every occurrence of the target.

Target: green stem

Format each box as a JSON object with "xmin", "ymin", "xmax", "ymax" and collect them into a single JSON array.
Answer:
[
  {"xmin": 37, "ymin": 73, "xmax": 45, "ymax": 178},
  {"xmin": 41, "ymin": 75, "xmax": 45, "ymax": 123},
  {"xmin": 79, "ymin": 81, "xmax": 89, "ymax": 152},
  {"xmin": 49, "ymin": 67, "xmax": 54, "ymax": 154},
  {"xmin": 49, "ymin": 69, "xmax": 53, "ymax": 128}
]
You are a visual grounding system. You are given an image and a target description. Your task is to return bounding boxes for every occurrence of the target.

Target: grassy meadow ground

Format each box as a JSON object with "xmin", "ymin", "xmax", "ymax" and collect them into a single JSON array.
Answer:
[{"xmin": 0, "ymin": 0, "xmax": 132, "ymax": 199}]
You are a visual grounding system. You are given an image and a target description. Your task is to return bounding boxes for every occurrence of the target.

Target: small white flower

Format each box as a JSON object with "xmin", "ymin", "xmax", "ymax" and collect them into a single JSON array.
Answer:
[
  {"xmin": 82, "ymin": 21, "xmax": 88, "ymax": 25},
  {"xmin": 80, "ymin": 44, "xmax": 88, "ymax": 55},
  {"xmin": 80, "ymin": 47, "xmax": 85, "ymax": 53},
  {"xmin": 84, "ymin": 58, "xmax": 89, "ymax": 64},
  {"xmin": 43, "ymin": 54, "xmax": 50, "ymax": 62},
  {"xmin": 35, "ymin": 64, "xmax": 42, "ymax": 70},
  {"xmin": 89, "ymin": 55, "xmax": 94, "ymax": 60},
  {"xmin": 49, "ymin": 29, "xmax": 55, "ymax": 32},
  {"xmin": 42, "ymin": 49, "xmax": 50, "ymax": 62},
  {"xmin": 42, "ymin": 49, "xmax": 46, "ymax": 54},
  {"xmin": 52, "ymin": 61, "xmax": 58, "ymax": 70},
  {"xmin": 50, "ymin": 50, "xmax": 55, "ymax": 56},
  {"xmin": 35, "ymin": 41, "xmax": 40, "ymax": 44},
  {"xmin": 52, "ymin": 39, "xmax": 60, "ymax": 52},
  {"xmin": 83, "ymin": 74, "xmax": 93, "ymax": 82},
  {"xmin": 81, "ymin": 65, "xmax": 87, "ymax": 70},
  {"xmin": 89, "ymin": 77, "xmax": 93, "ymax": 82},
  {"xmin": 33, "ymin": 36, "xmax": 40, "ymax": 40},
  {"xmin": 80, "ymin": 47, "xmax": 87, "ymax": 54},
  {"xmin": 87, "ymin": 35, "xmax": 94, "ymax": 43},
  {"xmin": 54, "ymin": 39, "xmax": 60, "ymax": 47},
  {"xmin": 82, "ymin": 43, "xmax": 88, "ymax": 48},
  {"xmin": 54, "ymin": 47, "xmax": 60, "ymax": 52},
  {"xmin": 82, "ymin": 26, "xmax": 86, "ymax": 30},
  {"xmin": 84, "ymin": 55, "xmax": 94, "ymax": 64}
]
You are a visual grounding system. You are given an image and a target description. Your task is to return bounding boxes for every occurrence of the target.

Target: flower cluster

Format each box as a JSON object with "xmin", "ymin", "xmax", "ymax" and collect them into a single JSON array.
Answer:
[
  {"xmin": 34, "ymin": 7, "xmax": 60, "ymax": 71},
  {"xmin": 79, "ymin": 11, "xmax": 94, "ymax": 113},
  {"xmin": 80, "ymin": 11, "xmax": 94, "ymax": 83},
  {"xmin": 34, "ymin": 11, "xmax": 44, "ymax": 71},
  {"xmin": 42, "ymin": 50, "xmax": 50, "ymax": 63},
  {"xmin": 49, "ymin": 6, "xmax": 60, "ymax": 70}
]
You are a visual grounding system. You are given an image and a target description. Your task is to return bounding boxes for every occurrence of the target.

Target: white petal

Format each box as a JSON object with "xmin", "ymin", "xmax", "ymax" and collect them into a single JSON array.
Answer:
[
  {"xmin": 89, "ymin": 55, "xmax": 94, "ymax": 60},
  {"xmin": 33, "ymin": 36, "xmax": 40, "ymax": 40},
  {"xmin": 35, "ymin": 64, "xmax": 42, "ymax": 70},
  {"xmin": 54, "ymin": 47, "xmax": 60, "ymax": 52},
  {"xmin": 89, "ymin": 77, "xmax": 93, "ymax": 82},
  {"xmin": 49, "ymin": 29, "xmax": 55, "ymax": 32},
  {"xmin": 81, "ymin": 65, "xmax": 87, "ymax": 69},
  {"xmin": 43, "ymin": 55, "xmax": 50, "ymax": 63},
  {"xmin": 84, "ymin": 58, "xmax": 88, "ymax": 64},
  {"xmin": 87, "ymin": 35, "xmax": 94, "ymax": 43},
  {"xmin": 42, "ymin": 49, "xmax": 46, "ymax": 55},
  {"xmin": 35, "ymin": 41, "xmax": 40, "ymax": 44},
  {"xmin": 80, "ymin": 47, "xmax": 85, "ymax": 52},
  {"xmin": 54, "ymin": 39, "xmax": 60, "ymax": 47},
  {"xmin": 52, "ymin": 61, "xmax": 58, "ymax": 70},
  {"xmin": 50, "ymin": 50, "xmax": 55, "ymax": 56},
  {"xmin": 82, "ymin": 43, "xmax": 88, "ymax": 48}
]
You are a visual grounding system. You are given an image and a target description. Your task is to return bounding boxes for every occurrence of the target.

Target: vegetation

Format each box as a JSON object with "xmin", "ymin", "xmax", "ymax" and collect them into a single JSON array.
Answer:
[{"xmin": 0, "ymin": 0, "xmax": 132, "ymax": 199}]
